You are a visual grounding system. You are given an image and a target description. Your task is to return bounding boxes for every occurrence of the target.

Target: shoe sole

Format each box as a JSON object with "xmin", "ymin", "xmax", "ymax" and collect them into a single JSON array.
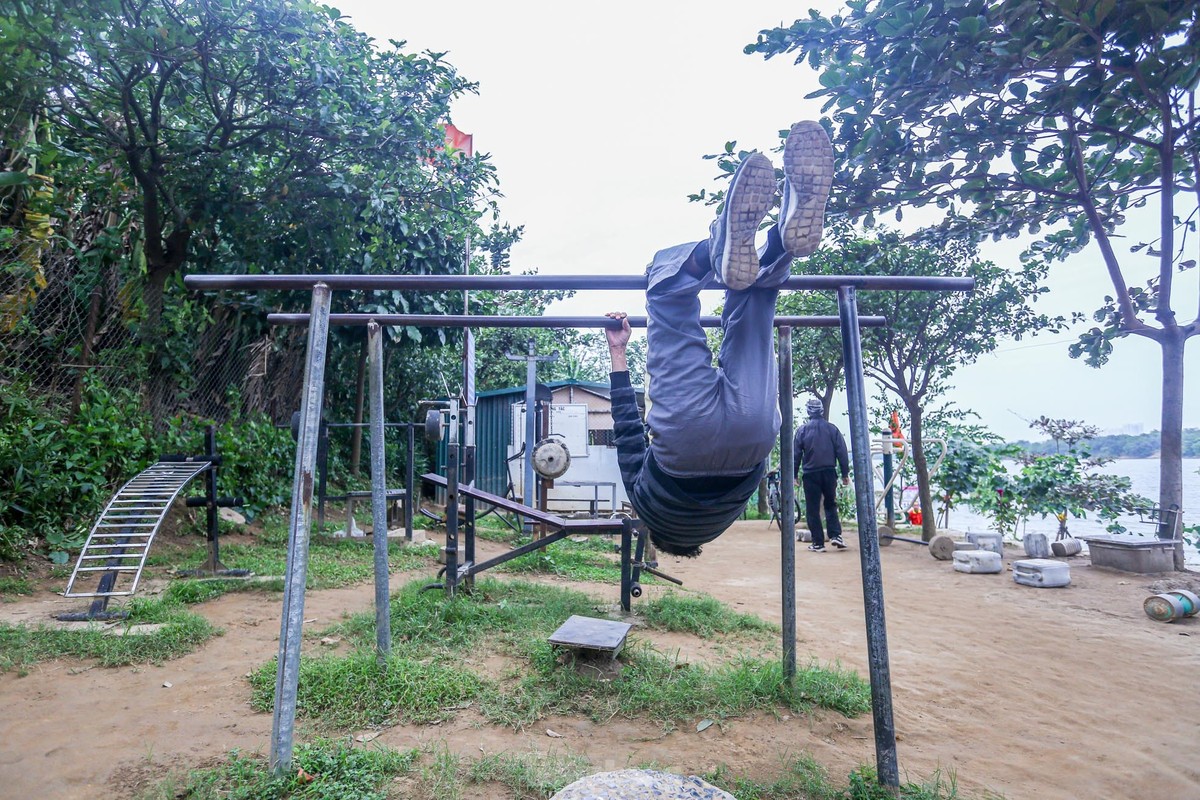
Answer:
[
  {"xmin": 831, "ymin": 540, "xmax": 848, "ymax": 549},
  {"xmin": 780, "ymin": 121, "xmax": 834, "ymax": 257},
  {"xmin": 718, "ymin": 153, "xmax": 776, "ymax": 290}
]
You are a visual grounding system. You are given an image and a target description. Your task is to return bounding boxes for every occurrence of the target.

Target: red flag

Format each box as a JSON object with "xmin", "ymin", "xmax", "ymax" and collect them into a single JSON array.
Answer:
[{"xmin": 444, "ymin": 123, "xmax": 474, "ymax": 158}]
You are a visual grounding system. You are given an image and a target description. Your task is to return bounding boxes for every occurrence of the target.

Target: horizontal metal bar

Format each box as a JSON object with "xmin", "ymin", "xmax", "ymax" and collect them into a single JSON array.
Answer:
[
  {"xmin": 268, "ymin": 313, "xmax": 888, "ymax": 329},
  {"xmin": 76, "ymin": 566, "xmax": 139, "ymax": 572},
  {"xmin": 465, "ymin": 528, "xmax": 575, "ymax": 575},
  {"xmin": 186, "ymin": 273, "xmax": 975, "ymax": 292},
  {"xmin": 64, "ymin": 590, "xmax": 135, "ymax": 598}
]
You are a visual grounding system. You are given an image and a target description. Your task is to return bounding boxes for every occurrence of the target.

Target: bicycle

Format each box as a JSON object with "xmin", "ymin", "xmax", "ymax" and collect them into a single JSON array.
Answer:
[{"xmin": 765, "ymin": 469, "xmax": 803, "ymax": 533}]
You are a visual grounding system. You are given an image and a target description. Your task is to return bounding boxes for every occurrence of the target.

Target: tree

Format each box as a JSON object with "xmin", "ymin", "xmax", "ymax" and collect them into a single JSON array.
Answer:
[
  {"xmin": 841, "ymin": 230, "xmax": 1063, "ymax": 540},
  {"xmin": 7, "ymin": 0, "xmax": 493, "ymax": 357},
  {"xmin": 748, "ymin": 0, "xmax": 1199, "ymax": 566},
  {"xmin": 776, "ymin": 286, "xmax": 844, "ymax": 416},
  {"xmin": 973, "ymin": 417, "xmax": 1148, "ymax": 539}
]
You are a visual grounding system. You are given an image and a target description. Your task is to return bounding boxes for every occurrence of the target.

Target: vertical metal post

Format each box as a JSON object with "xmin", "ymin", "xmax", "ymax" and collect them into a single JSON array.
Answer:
[
  {"xmin": 837, "ymin": 286, "xmax": 899, "ymax": 788},
  {"xmin": 777, "ymin": 327, "xmax": 797, "ymax": 682},
  {"xmin": 463, "ymin": 329, "xmax": 477, "ymax": 590},
  {"xmin": 270, "ymin": 283, "xmax": 332, "ymax": 774},
  {"xmin": 405, "ymin": 425, "xmax": 415, "ymax": 541},
  {"xmin": 316, "ymin": 419, "xmax": 329, "ymax": 530},
  {"xmin": 883, "ymin": 452, "xmax": 895, "ymax": 527},
  {"xmin": 367, "ymin": 321, "xmax": 391, "ymax": 661},
  {"xmin": 620, "ymin": 518, "xmax": 633, "ymax": 612},
  {"xmin": 523, "ymin": 340, "xmax": 538, "ymax": 515},
  {"xmin": 444, "ymin": 400, "xmax": 460, "ymax": 596},
  {"xmin": 204, "ymin": 425, "xmax": 220, "ymax": 568}
]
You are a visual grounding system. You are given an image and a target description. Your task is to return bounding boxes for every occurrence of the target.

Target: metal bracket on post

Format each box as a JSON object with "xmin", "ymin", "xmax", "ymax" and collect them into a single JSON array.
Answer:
[
  {"xmin": 838, "ymin": 286, "xmax": 899, "ymax": 789},
  {"xmin": 505, "ymin": 341, "xmax": 558, "ymax": 531},
  {"xmin": 367, "ymin": 321, "xmax": 391, "ymax": 661},
  {"xmin": 270, "ymin": 282, "xmax": 332, "ymax": 776},
  {"xmin": 777, "ymin": 326, "xmax": 797, "ymax": 683}
]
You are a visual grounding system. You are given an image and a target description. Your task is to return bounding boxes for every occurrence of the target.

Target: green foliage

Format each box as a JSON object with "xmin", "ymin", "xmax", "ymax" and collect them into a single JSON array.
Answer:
[
  {"xmin": 638, "ymin": 591, "xmax": 777, "ymax": 637},
  {"xmin": 969, "ymin": 418, "xmax": 1149, "ymax": 536},
  {"xmin": 255, "ymin": 578, "xmax": 868, "ymax": 735},
  {"xmin": 1011, "ymin": 428, "xmax": 1200, "ymax": 459},
  {"xmin": 0, "ymin": 576, "xmax": 33, "ymax": 598},
  {"xmin": 467, "ymin": 749, "xmax": 592, "ymax": 799},
  {"xmin": 137, "ymin": 740, "xmax": 420, "ymax": 800},
  {"xmin": 0, "ymin": 597, "xmax": 217, "ymax": 672},
  {"xmin": 163, "ymin": 403, "xmax": 295, "ymax": 520},
  {"xmin": 746, "ymin": 0, "xmax": 1197, "ymax": 534},
  {"xmin": 249, "ymin": 652, "xmax": 485, "ymax": 729},
  {"xmin": 497, "ymin": 536, "xmax": 625, "ymax": 583},
  {"xmin": 0, "ymin": 377, "xmax": 154, "ymax": 560}
]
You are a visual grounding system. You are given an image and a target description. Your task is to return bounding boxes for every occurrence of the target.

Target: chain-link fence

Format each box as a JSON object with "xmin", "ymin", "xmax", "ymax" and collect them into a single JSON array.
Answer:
[{"xmin": 0, "ymin": 240, "xmax": 307, "ymax": 429}]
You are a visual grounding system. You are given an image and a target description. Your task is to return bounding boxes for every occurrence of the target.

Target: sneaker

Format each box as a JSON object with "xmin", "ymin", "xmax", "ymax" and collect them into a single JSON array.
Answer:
[
  {"xmin": 807, "ymin": 544, "xmax": 825, "ymax": 552},
  {"xmin": 830, "ymin": 536, "xmax": 848, "ymax": 549},
  {"xmin": 709, "ymin": 152, "xmax": 776, "ymax": 290},
  {"xmin": 778, "ymin": 121, "xmax": 834, "ymax": 257}
]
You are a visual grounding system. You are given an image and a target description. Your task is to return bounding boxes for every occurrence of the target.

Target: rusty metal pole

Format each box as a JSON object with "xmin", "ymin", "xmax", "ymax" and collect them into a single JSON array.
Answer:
[
  {"xmin": 837, "ymin": 286, "xmax": 899, "ymax": 788},
  {"xmin": 778, "ymin": 326, "xmax": 797, "ymax": 682},
  {"xmin": 269, "ymin": 283, "xmax": 331, "ymax": 774}
]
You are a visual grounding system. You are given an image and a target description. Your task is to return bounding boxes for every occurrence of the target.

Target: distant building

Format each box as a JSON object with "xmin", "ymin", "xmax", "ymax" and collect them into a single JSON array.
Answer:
[{"xmin": 447, "ymin": 379, "xmax": 645, "ymax": 516}]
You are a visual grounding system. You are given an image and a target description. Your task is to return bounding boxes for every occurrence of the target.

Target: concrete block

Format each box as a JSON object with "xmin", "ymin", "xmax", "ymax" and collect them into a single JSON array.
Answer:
[
  {"xmin": 1082, "ymin": 535, "xmax": 1175, "ymax": 573},
  {"xmin": 1022, "ymin": 532, "xmax": 1051, "ymax": 559},
  {"xmin": 966, "ymin": 531, "xmax": 1004, "ymax": 556},
  {"xmin": 1013, "ymin": 558, "xmax": 1071, "ymax": 588},
  {"xmin": 953, "ymin": 549, "xmax": 1003, "ymax": 574}
]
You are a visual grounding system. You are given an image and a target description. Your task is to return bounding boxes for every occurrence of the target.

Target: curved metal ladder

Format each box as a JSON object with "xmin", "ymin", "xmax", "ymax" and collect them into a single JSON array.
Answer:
[{"xmin": 63, "ymin": 460, "xmax": 211, "ymax": 598}]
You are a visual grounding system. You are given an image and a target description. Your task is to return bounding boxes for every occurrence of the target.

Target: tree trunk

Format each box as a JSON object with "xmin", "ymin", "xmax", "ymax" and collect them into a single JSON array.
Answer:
[
  {"xmin": 758, "ymin": 477, "xmax": 769, "ymax": 516},
  {"xmin": 1159, "ymin": 330, "xmax": 1186, "ymax": 570},
  {"xmin": 908, "ymin": 402, "xmax": 937, "ymax": 542}
]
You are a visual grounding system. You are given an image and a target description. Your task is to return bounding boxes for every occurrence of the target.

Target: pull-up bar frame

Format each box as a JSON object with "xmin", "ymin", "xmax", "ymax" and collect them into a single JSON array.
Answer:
[
  {"xmin": 186, "ymin": 273, "xmax": 973, "ymax": 292},
  {"xmin": 267, "ymin": 313, "xmax": 888, "ymax": 328},
  {"xmin": 189, "ymin": 271, "xmax": 975, "ymax": 786}
]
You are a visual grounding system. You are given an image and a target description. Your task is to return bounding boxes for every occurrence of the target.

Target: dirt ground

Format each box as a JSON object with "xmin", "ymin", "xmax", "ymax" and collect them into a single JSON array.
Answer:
[{"xmin": 1, "ymin": 520, "xmax": 1198, "ymax": 800}]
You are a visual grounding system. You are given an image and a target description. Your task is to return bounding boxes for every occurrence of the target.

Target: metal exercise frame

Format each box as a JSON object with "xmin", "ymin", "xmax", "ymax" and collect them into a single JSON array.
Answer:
[{"xmin": 186, "ymin": 271, "xmax": 973, "ymax": 785}]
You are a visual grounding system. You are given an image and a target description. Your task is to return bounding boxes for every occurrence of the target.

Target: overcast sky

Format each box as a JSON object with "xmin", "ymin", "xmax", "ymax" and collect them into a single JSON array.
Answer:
[{"xmin": 330, "ymin": 0, "xmax": 1198, "ymax": 443}]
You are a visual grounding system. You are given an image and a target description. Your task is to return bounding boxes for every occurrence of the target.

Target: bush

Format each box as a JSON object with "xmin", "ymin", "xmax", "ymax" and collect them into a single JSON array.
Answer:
[
  {"xmin": 0, "ymin": 379, "xmax": 294, "ymax": 562},
  {"xmin": 0, "ymin": 376, "xmax": 154, "ymax": 560},
  {"xmin": 163, "ymin": 401, "xmax": 293, "ymax": 520}
]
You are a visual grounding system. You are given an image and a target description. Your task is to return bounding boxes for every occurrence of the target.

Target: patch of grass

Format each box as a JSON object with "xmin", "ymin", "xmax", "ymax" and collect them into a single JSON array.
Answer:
[
  {"xmin": 163, "ymin": 577, "xmax": 283, "ymax": 605},
  {"xmin": 422, "ymin": 746, "xmax": 466, "ymax": 800},
  {"xmin": 497, "ymin": 536, "xmax": 625, "ymax": 583},
  {"xmin": 638, "ymin": 591, "xmax": 777, "ymax": 637},
  {"xmin": 467, "ymin": 748, "xmax": 592, "ymax": 799},
  {"xmin": 254, "ymin": 578, "xmax": 867, "ymax": 736},
  {"xmin": 481, "ymin": 641, "xmax": 870, "ymax": 729},
  {"xmin": 702, "ymin": 760, "xmax": 970, "ymax": 800},
  {"xmin": 0, "ymin": 597, "xmax": 219, "ymax": 672},
  {"xmin": 137, "ymin": 739, "xmax": 420, "ymax": 800},
  {"xmin": 703, "ymin": 754, "xmax": 832, "ymax": 799},
  {"xmin": 167, "ymin": 528, "xmax": 437, "ymax": 605},
  {"xmin": 329, "ymin": 578, "xmax": 607, "ymax": 659},
  {"xmin": 248, "ymin": 652, "xmax": 485, "ymax": 729},
  {"xmin": 0, "ymin": 576, "xmax": 34, "ymax": 599}
]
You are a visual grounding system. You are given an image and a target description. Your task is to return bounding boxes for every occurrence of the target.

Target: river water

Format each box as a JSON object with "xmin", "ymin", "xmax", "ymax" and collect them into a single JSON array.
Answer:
[{"xmin": 924, "ymin": 457, "xmax": 1200, "ymax": 567}]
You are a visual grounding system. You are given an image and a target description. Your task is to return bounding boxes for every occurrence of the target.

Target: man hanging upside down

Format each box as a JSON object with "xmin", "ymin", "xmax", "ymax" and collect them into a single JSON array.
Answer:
[{"xmin": 605, "ymin": 121, "xmax": 834, "ymax": 557}]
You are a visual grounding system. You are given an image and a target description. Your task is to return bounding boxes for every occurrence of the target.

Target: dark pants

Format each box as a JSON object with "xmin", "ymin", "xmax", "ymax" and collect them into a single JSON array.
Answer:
[{"xmin": 802, "ymin": 469, "xmax": 842, "ymax": 547}]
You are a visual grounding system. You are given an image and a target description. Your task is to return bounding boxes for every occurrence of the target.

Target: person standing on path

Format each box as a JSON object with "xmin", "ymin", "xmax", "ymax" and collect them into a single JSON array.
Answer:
[{"xmin": 793, "ymin": 397, "xmax": 850, "ymax": 552}]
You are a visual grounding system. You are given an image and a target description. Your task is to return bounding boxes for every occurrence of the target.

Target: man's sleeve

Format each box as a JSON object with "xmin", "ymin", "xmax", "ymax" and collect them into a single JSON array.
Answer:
[
  {"xmin": 792, "ymin": 426, "xmax": 803, "ymax": 480},
  {"xmin": 609, "ymin": 371, "xmax": 646, "ymax": 498},
  {"xmin": 835, "ymin": 426, "xmax": 850, "ymax": 479}
]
